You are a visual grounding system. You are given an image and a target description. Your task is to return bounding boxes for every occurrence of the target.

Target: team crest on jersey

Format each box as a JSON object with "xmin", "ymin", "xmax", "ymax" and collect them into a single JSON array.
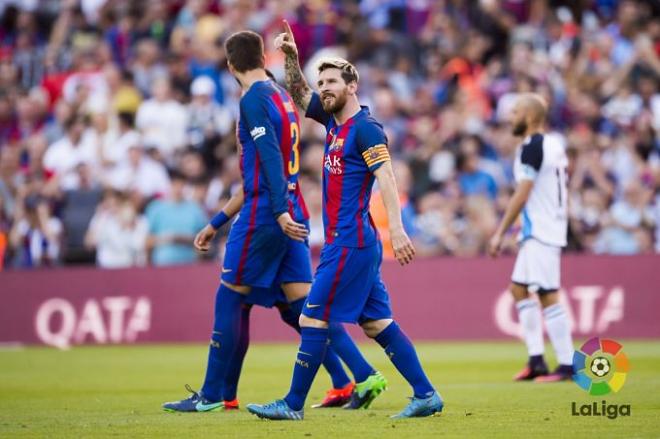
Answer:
[{"xmin": 329, "ymin": 137, "xmax": 344, "ymax": 152}]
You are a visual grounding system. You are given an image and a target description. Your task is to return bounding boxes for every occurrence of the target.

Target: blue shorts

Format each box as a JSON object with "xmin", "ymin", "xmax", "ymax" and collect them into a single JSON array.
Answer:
[
  {"xmin": 221, "ymin": 221, "xmax": 313, "ymax": 299},
  {"xmin": 243, "ymin": 286, "xmax": 287, "ymax": 308},
  {"xmin": 302, "ymin": 242, "xmax": 392, "ymax": 323}
]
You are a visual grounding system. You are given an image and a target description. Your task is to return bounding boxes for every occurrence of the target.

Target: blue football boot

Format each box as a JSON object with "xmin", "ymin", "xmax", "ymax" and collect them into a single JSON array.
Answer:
[
  {"xmin": 162, "ymin": 384, "xmax": 222, "ymax": 412},
  {"xmin": 247, "ymin": 399, "xmax": 304, "ymax": 420},
  {"xmin": 391, "ymin": 392, "xmax": 444, "ymax": 419}
]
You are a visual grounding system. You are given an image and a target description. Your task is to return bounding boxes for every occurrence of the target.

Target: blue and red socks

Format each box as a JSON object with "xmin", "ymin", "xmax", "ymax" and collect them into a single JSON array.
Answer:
[
  {"xmin": 375, "ymin": 321, "xmax": 434, "ymax": 398},
  {"xmin": 284, "ymin": 327, "xmax": 329, "ymax": 411},
  {"xmin": 200, "ymin": 284, "xmax": 244, "ymax": 402}
]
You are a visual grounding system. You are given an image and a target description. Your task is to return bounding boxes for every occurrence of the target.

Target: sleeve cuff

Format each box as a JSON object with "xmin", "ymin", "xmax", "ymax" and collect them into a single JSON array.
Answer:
[{"xmin": 519, "ymin": 164, "xmax": 538, "ymax": 180}]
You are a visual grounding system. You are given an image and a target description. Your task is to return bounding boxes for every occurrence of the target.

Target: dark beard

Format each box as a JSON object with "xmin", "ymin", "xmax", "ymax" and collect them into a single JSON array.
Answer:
[
  {"xmin": 321, "ymin": 92, "xmax": 348, "ymax": 113},
  {"xmin": 512, "ymin": 120, "xmax": 527, "ymax": 136}
]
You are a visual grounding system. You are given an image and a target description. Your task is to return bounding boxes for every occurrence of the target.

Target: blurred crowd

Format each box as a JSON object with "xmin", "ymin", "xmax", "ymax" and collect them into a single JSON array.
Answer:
[{"xmin": 0, "ymin": 0, "xmax": 659, "ymax": 270}]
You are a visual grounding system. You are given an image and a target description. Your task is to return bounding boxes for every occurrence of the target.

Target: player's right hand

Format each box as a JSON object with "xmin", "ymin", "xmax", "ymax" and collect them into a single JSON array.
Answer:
[
  {"xmin": 277, "ymin": 212, "xmax": 308, "ymax": 242},
  {"xmin": 274, "ymin": 19, "xmax": 298, "ymax": 56},
  {"xmin": 194, "ymin": 224, "xmax": 217, "ymax": 252},
  {"xmin": 488, "ymin": 232, "xmax": 503, "ymax": 258},
  {"xmin": 391, "ymin": 228, "xmax": 415, "ymax": 266}
]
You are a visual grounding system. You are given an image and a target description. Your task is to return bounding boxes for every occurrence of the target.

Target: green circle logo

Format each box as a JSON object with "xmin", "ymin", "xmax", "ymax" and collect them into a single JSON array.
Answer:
[{"xmin": 573, "ymin": 337, "xmax": 630, "ymax": 395}]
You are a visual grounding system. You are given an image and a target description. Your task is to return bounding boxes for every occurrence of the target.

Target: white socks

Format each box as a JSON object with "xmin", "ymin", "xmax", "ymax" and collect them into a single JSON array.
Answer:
[
  {"xmin": 515, "ymin": 298, "xmax": 544, "ymax": 357},
  {"xmin": 543, "ymin": 303, "xmax": 574, "ymax": 366}
]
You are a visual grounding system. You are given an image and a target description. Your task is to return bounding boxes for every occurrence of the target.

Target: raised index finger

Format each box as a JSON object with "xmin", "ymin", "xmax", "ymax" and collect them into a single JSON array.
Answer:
[{"xmin": 283, "ymin": 19, "xmax": 293, "ymax": 38}]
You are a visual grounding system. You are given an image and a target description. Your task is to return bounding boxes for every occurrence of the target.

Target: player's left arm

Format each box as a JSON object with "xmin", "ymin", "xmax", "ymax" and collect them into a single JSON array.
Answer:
[
  {"xmin": 241, "ymin": 94, "xmax": 308, "ymax": 241},
  {"xmin": 358, "ymin": 121, "xmax": 415, "ymax": 265},
  {"xmin": 373, "ymin": 162, "xmax": 415, "ymax": 265},
  {"xmin": 489, "ymin": 137, "xmax": 542, "ymax": 257},
  {"xmin": 195, "ymin": 183, "xmax": 245, "ymax": 252}
]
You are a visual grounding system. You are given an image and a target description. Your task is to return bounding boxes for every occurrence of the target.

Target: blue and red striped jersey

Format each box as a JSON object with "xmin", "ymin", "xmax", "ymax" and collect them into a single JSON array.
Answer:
[
  {"xmin": 236, "ymin": 80, "xmax": 309, "ymax": 226},
  {"xmin": 305, "ymin": 92, "xmax": 391, "ymax": 248}
]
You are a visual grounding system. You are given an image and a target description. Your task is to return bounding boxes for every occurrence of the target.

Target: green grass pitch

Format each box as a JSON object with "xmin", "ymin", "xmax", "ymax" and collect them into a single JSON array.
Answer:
[{"xmin": 1, "ymin": 341, "xmax": 659, "ymax": 438}]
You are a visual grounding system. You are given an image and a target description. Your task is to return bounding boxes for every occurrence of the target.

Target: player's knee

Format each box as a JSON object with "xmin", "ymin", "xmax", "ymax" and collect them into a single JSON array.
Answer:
[
  {"xmin": 510, "ymin": 283, "xmax": 529, "ymax": 301},
  {"xmin": 361, "ymin": 318, "xmax": 393, "ymax": 338},
  {"xmin": 281, "ymin": 282, "xmax": 310, "ymax": 302},
  {"xmin": 539, "ymin": 290, "xmax": 559, "ymax": 308},
  {"xmin": 299, "ymin": 314, "xmax": 328, "ymax": 329}
]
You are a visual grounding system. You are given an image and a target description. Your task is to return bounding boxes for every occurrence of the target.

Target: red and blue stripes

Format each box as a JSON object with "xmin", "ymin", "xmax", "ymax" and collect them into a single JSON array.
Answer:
[
  {"xmin": 235, "ymin": 151, "xmax": 260, "ymax": 285},
  {"xmin": 324, "ymin": 120, "xmax": 353, "ymax": 245}
]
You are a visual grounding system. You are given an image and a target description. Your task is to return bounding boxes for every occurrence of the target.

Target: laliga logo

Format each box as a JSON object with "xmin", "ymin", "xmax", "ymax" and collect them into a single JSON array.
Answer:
[
  {"xmin": 573, "ymin": 337, "xmax": 629, "ymax": 395},
  {"xmin": 571, "ymin": 337, "xmax": 631, "ymax": 419}
]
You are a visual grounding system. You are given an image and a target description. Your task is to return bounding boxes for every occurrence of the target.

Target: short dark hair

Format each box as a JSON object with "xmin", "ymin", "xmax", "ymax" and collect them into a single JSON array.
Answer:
[
  {"xmin": 224, "ymin": 31, "xmax": 265, "ymax": 73},
  {"xmin": 64, "ymin": 113, "xmax": 88, "ymax": 131},
  {"xmin": 168, "ymin": 168, "xmax": 186, "ymax": 182},
  {"xmin": 118, "ymin": 111, "xmax": 135, "ymax": 128}
]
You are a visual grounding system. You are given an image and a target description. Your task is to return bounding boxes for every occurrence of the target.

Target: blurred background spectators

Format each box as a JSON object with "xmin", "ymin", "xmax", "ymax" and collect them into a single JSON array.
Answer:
[{"xmin": 0, "ymin": 0, "xmax": 658, "ymax": 270}]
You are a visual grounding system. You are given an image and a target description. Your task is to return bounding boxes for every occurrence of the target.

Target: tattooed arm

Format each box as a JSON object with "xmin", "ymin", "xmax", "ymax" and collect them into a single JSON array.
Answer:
[{"xmin": 274, "ymin": 20, "xmax": 312, "ymax": 111}]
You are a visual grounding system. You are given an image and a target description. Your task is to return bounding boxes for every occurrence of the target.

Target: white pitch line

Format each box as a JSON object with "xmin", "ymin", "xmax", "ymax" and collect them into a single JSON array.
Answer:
[{"xmin": 0, "ymin": 342, "xmax": 25, "ymax": 351}]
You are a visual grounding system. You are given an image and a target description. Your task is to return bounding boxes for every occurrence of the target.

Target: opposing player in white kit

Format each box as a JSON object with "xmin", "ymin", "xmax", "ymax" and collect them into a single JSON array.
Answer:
[{"xmin": 489, "ymin": 93, "xmax": 574, "ymax": 382}]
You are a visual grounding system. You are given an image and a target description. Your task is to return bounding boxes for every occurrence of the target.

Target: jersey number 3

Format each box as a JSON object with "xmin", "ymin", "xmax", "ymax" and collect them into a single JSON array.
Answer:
[{"xmin": 289, "ymin": 122, "xmax": 300, "ymax": 175}]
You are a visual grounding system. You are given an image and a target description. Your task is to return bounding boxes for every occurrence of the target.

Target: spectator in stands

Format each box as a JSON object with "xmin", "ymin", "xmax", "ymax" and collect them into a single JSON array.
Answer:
[
  {"xmin": 135, "ymin": 76, "xmax": 187, "ymax": 161},
  {"xmin": 456, "ymin": 138, "xmax": 498, "ymax": 200},
  {"xmin": 130, "ymin": 38, "xmax": 168, "ymax": 96},
  {"xmin": 58, "ymin": 161, "xmax": 102, "ymax": 264},
  {"xmin": 106, "ymin": 142, "xmax": 170, "ymax": 206},
  {"xmin": 144, "ymin": 170, "xmax": 207, "ymax": 266},
  {"xmin": 9, "ymin": 193, "xmax": 62, "ymax": 268},
  {"xmin": 0, "ymin": 0, "xmax": 657, "ymax": 271},
  {"xmin": 186, "ymin": 75, "xmax": 232, "ymax": 168},
  {"xmin": 98, "ymin": 111, "xmax": 141, "ymax": 168},
  {"xmin": 85, "ymin": 190, "xmax": 149, "ymax": 269},
  {"xmin": 594, "ymin": 180, "xmax": 655, "ymax": 254},
  {"xmin": 42, "ymin": 113, "xmax": 98, "ymax": 190}
]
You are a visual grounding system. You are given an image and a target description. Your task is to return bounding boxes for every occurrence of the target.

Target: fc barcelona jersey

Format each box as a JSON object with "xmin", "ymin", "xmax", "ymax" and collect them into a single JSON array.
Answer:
[
  {"xmin": 305, "ymin": 92, "xmax": 391, "ymax": 248},
  {"xmin": 236, "ymin": 80, "xmax": 309, "ymax": 226}
]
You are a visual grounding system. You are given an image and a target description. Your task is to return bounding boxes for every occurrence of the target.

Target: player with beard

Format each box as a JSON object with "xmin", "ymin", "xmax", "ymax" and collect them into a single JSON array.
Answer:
[
  {"xmin": 489, "ymin": 93, "xmax": 574, "ymax": 382},
  {"xmin": 246, "ymin": 21, "xmax": 443, "ymax": 420},
  {"xmin": 162, "ymin": 30, "xmax": 383, "ymax": 413}
]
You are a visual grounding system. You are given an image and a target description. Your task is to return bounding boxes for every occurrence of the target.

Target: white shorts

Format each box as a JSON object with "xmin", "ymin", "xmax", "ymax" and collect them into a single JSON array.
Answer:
[{"xmin": 511, "ymin": 238, "xmax": 561, "ymax": 292}]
